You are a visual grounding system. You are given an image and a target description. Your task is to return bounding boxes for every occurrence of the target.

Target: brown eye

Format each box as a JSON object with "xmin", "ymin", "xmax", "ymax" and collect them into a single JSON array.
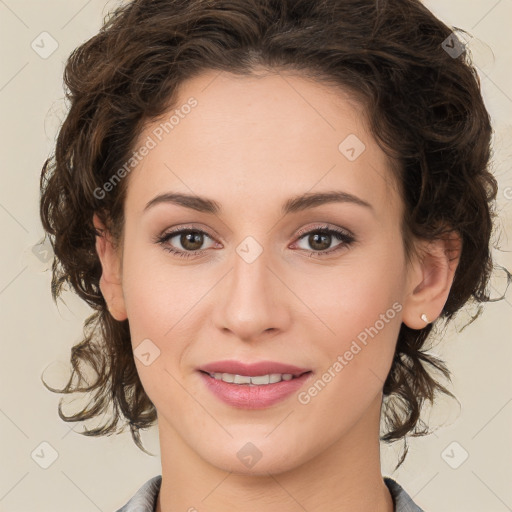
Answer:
[
  {"xmin": 294, "ymin": 226, "xmax": 355, "ymax": 255},
  {"xmin": 157, "ymin": 228, "xmax": 217, "ymax": 258},
  {"xmin": 307, "ymin": 232, "xmax": 332, "ymax": 251},
  {"xmin": 179, "ymin": 231, "xmax": 204, "ymax": 251}
]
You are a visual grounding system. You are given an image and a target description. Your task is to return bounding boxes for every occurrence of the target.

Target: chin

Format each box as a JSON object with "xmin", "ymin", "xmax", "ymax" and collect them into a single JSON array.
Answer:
[
  {"xmin": 210, "ymin": 452, "xmax": 300, "ymax": 476},
  {"xmin": 195, "ymin": 435, "xmax": 311, "ymax": 476}
]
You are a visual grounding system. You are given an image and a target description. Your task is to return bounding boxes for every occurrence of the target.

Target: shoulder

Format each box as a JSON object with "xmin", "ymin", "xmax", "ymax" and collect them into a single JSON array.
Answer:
[
  {"xmin": 384, "ymin": 477, "xmax": 425, "ymax": 512},
  {"xmin": 115, "ymin": 475, "xmax": 162, "ymax": 512}
]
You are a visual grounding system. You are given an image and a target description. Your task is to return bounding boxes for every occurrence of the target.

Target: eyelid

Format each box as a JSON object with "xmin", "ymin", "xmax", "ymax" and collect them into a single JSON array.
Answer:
[
  {"xmin": 294, "ymin": 222, "xmax": 355, "ymax": 240},
  {"xmin": 156, "ymin": 223, "xmax": 218, "ymax": 241},
  {"xmin": 155, "ymin": 222, "xmax": 356, "ymax": 258},
  {"xmin": 155, "ymin": 223, "xmax": 353, "ymax": 243}
]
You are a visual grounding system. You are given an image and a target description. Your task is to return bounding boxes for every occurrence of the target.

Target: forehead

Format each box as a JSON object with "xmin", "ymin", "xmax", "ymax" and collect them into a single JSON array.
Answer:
[{"xmin": 125, "ymin": 69, "xmax": 400, "ymax": 219}]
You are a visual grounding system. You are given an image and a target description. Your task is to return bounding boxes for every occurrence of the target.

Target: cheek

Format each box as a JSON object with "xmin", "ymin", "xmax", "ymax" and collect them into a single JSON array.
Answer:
[
  {"xmin": 308, "ymin": 250, "xmax": 404, "ymax": 339},
  {"xmin": 120, "ymin": 242, "xmax": 200, "ymax": 340},
  {"xmin": 120, "ymin": 242, "xmax": 214, "ymax": 398},
  {"xmin": 301, "ymin": 241, "xmax": 405, "ymax": 385},
  {"xmin": 120, "ymin": 249, "xmax": 197, "ymax": 409},
  {"xmin": 295, "ymin": 265, "xmax": 402, "ymax": 436}
]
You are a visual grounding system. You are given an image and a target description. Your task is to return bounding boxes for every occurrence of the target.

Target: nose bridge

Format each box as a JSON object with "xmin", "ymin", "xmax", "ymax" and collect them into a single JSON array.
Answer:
[{"xmin": 212, "ymin": 237, "xmax": 290, "ymax": 340}]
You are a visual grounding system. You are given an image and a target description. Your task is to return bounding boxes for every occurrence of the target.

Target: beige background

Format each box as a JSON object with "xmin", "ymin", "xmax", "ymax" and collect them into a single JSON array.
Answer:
[{"xmin": 0, "ymin": 0, "xmax": 511, "ymax": 511}]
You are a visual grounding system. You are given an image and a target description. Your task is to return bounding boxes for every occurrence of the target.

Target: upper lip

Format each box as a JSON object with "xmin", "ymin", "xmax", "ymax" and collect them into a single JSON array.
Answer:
[{"xmin": 199, "ymin": 360, "xmax": 311, "ymax": 377}]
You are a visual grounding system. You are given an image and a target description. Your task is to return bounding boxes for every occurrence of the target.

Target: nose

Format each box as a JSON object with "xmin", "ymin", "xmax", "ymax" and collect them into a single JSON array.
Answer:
[{"xmin": 211, "ymin": 243, "xmax": 292, "ymax": 342}]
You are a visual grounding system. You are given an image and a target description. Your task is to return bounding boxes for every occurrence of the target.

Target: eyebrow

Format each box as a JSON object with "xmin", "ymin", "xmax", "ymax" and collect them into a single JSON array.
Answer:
[{"xmin": 143, "ymin": 190, "xmax": 374, "ymax": 216}]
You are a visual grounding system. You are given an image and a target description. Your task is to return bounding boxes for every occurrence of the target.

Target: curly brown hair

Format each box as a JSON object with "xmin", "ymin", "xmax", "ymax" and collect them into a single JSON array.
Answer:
[{"xmin": 39, "ymin": 0, "xmax": 503, "ymax": 469}]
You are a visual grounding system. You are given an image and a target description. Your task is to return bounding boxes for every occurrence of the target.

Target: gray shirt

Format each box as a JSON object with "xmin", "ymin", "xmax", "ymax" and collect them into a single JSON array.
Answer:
[{"xmin": 115, "ymin": 475, "xmax": 424, "ymax": 512}]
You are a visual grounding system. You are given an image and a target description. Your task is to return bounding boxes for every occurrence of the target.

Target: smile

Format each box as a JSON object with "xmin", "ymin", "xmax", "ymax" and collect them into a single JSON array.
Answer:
[
  {"xmin": 199, "ymin": 369, "xmax": 313, "ymax": 409},
  {"xmin": 207, "ymin": 372, "xmax": 296, "ymax": 385}
]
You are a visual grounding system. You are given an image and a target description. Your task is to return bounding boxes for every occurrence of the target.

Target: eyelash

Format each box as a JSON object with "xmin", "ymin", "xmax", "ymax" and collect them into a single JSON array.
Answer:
[{"xmin": 154, "ymin": 224, "xmax": 356, "ymax": 259}]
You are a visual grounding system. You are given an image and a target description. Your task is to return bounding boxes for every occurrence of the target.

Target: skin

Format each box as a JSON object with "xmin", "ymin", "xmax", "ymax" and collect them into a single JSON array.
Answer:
[{"xmin": 93, "ymin": 69, "xmax": 461, "ymax": 512}]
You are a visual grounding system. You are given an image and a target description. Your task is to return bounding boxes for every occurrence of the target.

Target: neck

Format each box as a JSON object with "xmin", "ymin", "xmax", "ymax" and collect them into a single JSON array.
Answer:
[{"xmin": 155, "ymin": 393, "xmax": 394, "ymax": 512}]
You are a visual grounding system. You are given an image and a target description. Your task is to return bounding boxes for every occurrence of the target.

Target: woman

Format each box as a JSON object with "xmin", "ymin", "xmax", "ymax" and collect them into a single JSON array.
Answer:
[{"xmin": 39, "ymin": 0, "xmax": 502, "ymax": 511}]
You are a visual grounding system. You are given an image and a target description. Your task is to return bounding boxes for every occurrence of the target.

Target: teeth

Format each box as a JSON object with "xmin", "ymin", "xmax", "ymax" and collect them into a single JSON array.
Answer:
[{"xmin": 210, "ymin": 372, "xmax": 295, "ymax": 385}]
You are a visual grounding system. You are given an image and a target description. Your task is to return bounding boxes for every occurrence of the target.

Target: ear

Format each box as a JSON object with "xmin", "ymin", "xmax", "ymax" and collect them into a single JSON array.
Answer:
[
  {"xmin": 93, "ymin": 213, "xmax": 127, "ymax": 321},
  {"xmin": 402, "ymin": 230, "xmax": 462, "ymax": 330}
]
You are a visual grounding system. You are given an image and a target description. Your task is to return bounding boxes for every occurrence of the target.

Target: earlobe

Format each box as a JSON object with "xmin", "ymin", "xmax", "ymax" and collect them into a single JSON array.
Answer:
[
  {"xmin": 402, "ymin": 231, "xmax": 462, "ymax": 330},
  {"xmin": 93, "ymin": 213, "xmax": 128, "ymax": 321}
]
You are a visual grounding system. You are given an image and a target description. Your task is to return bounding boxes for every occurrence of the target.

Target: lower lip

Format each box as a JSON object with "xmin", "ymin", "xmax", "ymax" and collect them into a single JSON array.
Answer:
[{"xmin": 199, "ymin": 371, "xmax": 312, "ymax": 409}]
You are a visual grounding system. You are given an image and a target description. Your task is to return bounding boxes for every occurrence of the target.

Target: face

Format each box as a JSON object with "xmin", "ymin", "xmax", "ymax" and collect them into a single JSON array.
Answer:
[{"xmin": 96, "ymin": 69, "xmax": 431, "ymax": 475}]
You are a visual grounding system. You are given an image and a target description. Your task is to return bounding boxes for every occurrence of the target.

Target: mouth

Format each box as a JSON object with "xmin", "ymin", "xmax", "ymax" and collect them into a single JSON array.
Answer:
[
  {"xmin": 198, "ymin": 359, "xmax": 311, "ymax": 378},
  {"xmin": 199, "ymin": 370, "xmax": 311, "ymax": 386},
  {"xmin": 197, "ymin": 360, "xmax": 313, "ymax": 409}
]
